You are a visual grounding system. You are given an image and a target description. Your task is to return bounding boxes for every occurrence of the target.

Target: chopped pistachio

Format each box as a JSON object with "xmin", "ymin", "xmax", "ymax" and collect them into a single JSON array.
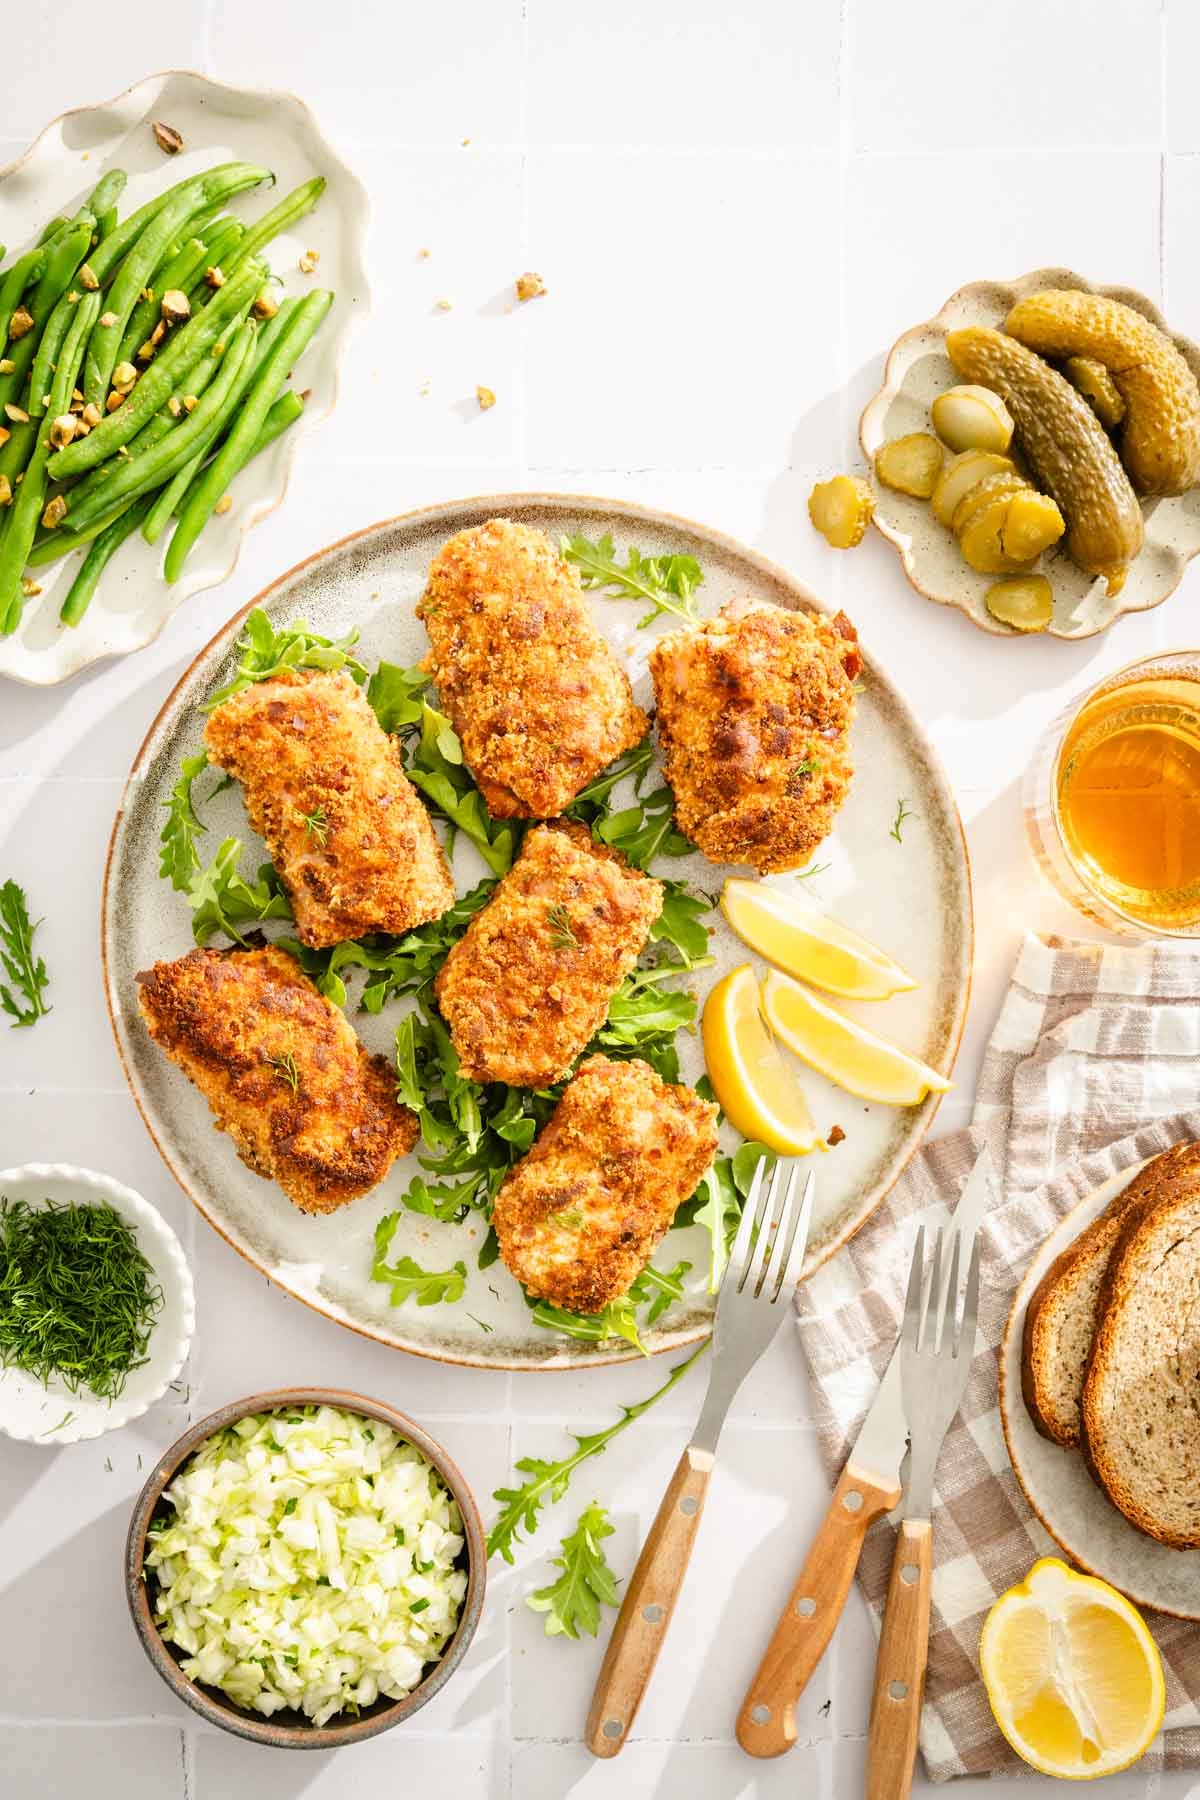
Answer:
[
  {"xmin": 418, "ymin": 247, "xmax": 431, "ymax": 259},
  {"xmin": 182, "ymin": 395, "xmax": 199, "ymax": 414},
  {"xmin": 48, "ymin": 413, "xmax": 77, "ymax": 450},
  {"xmin": 81, "ymin": 402, "xmax": 102, "ymax": 430},
  {"xmin": 72, "ymin": 388, "xmax": 84, "ymax": 404},
  {"xmin": 476, "ymin": 385, "xmax": 497, "ymax": 411},
  {"xmin": 0, "ymin": 359, "xmax": 13, "ymax": 374},
  {"xmin": 298, "ymin": 249, "xmax": 319, "ymax": 274},
  {"xmin": 0, "ymin": 427, "xmax": 8, "ymax": 449},
  {"xmin": 515, "ymin": 271, "xmax": 547, "ymax": 302},
  {"xmin": 151, "ymin": 320, "xmax": 167, "ymax": 346},
  {"xmin": 8, "ymin": 307, "xmax": 34, "ymax": 340},
  {"xmin": 112, "ymin": 361, "xmax": 138, "ymax": 393},
  {"xmin": 214, "ymin": 495, "xmax": 233, "ymax": 516},
  {"xmin": 167, "ymin": 396, "xmax": 183, "ymax": 419},
  {"xmin": 152, "ymin": 120, "xmax": 184, "ymax": 155},
  {"xmin": 251, "ymin": 290, "xmax": 279, "ymax": 321},
  {"xmin": 140, "ymin": 287, "xmax": 154, "ymax": 304},
  {"xmin": 105, "ymin": 391, "xmax": 125, "ymax": 413},
  {"xmin": 0, "ymin": 475, "xmax": 10, "ymax": 507},
  {"xmin": 78, "ymin": 263, "xmax": 99, "ymax": 291},
  {"xmin": 20, "ymin": 577, "xmax": 41, "ymax": 598},
  {"xmin": 205, "ymin": 266, "xmax": 226, "ymax": 290},
  {"xmin": 117, "ymin": 445, "xmax": 131, "ymax": 458},
  {"xmin": 435, "ymin": 297, "xmax": 452, "ymax": 312},
  {"xmin": 66, "ymin": 290, "xmax": 81, "ymax": 305},
  {"xmin": 161, "ymin": 289, "xmax": 190, "ymax": 325},
  {"xmin": 4, "ymin": 403, "xmax": 29, "ymax": 424},
  {"xmin": 41, "ymin": 493, "xmax": 67, "ymax": 529},
  {"xmin": 100, "ymin": 310, "xmax": 118, "ymax": 328},
  {"xmin": 137, "ymin": 340, "xmax": 156, "ymax": 363}
]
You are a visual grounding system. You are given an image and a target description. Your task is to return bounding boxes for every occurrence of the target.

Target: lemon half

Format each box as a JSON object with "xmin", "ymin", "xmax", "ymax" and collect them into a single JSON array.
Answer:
[
  {"xmin": 981, "ymin": 1558, "xmax": 1164, "ymax": 1780},
  {"xmin": 761, "ymin": 970, "xmax": 952, "ymax": 1107},
  {"xmin": 701, "ymin": 965, "xmax": 824, "ymax": 1156},
  {"xmin": 721, "ymin": 878, "xmax": 917, "ymax": 1001}
]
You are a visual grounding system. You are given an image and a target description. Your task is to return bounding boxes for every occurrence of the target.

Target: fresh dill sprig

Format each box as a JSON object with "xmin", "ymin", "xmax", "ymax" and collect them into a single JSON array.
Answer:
[
  {"xmin": 0, "ymin": 880, "xmax": 51, "ymax": 1028},
  {"xmin": 299, "ymin": 806, "xmax": 329, "ymax": 848},
  {"xmin": 0, "ymin": 1197, "xmax": 162, "ymax": 1400},
  {"xmin": 266, "ymin": 1051, "xmax": 300, "ymax": 1094},
  {"xmin": 890, "ymin": 798, "xmax": 915, "ymax": 843},
  {"xmin": 547, "ymin": 902, "xmax": 578, "ymax": 950}
]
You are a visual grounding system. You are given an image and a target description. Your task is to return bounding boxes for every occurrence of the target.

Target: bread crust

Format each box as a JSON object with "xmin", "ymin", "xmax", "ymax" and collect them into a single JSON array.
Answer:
[
  {"xmin": 1021, "ymin": 1156, "xmax": 1165, "ymax": 1447},
  {"xmin": 1080, "ymin": 1141, "xmax": 1200, "ymax": 1548}
]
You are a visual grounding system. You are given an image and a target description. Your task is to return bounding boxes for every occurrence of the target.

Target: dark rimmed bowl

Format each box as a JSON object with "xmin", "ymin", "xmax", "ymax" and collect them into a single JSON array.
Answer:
[{"xmin": 125, "ymin": 1387, "xmax": 486, "ymax": 1749}]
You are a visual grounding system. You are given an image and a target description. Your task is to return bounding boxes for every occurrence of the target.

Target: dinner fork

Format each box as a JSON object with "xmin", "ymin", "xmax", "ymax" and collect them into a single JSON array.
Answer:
[
  {"xmin": 584, "ymin": 1157, "xmax": 816, "ymax": 1759},
  {"xmin": 867, "ymin": 1223, "xmax": 981, "ymax": 1800}
]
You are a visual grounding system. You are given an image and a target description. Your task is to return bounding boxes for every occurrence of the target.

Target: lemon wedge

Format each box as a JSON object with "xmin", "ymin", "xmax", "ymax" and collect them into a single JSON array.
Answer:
[
  {"xmin": 761, "ymin": 970, "xmax": 952, "ymax": 1106},
  {"xmin": 721, "ymin": 879, "xmax": 917, "ymax": 1001},
  {"xmin": 701, "ymin": 965, "xmax": 825, "ymax": 1155},
  {"xmin": 980, "ymin": 1558, "xmax": 1164, "ymax": 1780}
]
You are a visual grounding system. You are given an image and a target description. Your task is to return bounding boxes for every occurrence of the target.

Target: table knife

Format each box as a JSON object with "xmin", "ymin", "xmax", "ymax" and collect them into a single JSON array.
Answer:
[{"xmin": 735, "ymin": 1144, "xmax": 998, "ymax": 1759}]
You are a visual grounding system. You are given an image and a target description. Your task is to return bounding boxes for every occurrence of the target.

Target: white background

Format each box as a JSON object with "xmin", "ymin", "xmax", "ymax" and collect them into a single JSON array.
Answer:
[{"xmin": 1, "ymin": 2, "xmax": 1195, "ymax": 1795}]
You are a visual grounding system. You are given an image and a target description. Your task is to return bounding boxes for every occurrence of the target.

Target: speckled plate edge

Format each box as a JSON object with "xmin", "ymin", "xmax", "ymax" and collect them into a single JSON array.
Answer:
[
  {"xmin": 999, "ymin": 1159, "xmax": 1200, "ymax": 1619},
  {"xmin": 0, "ymin": 68, "xmax": 370, "ymax": 687},
  {"xmin": 100, "ymin": 492, "xmax": 974, "ymax": 1371},
  {"xmin": 860, "ymin": 268, "xmax": 1200, "ymax": 641}
]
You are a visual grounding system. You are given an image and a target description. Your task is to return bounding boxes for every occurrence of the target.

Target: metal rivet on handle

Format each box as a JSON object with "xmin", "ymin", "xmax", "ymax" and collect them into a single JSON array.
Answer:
[
  {"xmin": 797, "ymin": 1596, "xmax": 817, "ymax": 1618},
  {"xmin": 603, "ymin": 1719, "xmax": 624, "ymax": 1740},
  {"xmin": 843, "ymin": 1490, "xmax": 863, "ymax": 1513},
  {"xmin": 900, "ymin": 1563, "xmax": 919, "ymax": 1586},
  {"xmin": 751, "ymin": 1704, "xmax": 771, "ymax": 1725},
  {"xmin": 643, "ymin": 1603, "xmax": 664, "ymax": 1623},
  {"xmin": 680, "ymin": 1496, "xmax": 698, "ymax": 1515},
  {"xmin": 889, "ymin": 1680, "xmax": 908, "ymax": 1701}
]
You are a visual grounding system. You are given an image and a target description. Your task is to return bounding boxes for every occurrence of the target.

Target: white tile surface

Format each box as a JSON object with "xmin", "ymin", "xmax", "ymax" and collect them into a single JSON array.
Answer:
[{"xmin": 2, "ymin": 4, "xmax": 1197, "ymax": 1799}]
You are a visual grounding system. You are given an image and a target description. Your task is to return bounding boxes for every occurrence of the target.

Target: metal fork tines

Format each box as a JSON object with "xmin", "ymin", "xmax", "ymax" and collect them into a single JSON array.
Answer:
[
  {"xmin": 691, "ymin": 1156, "xmax": 816, "ymax": 1455},
  {"xmin": 900, "ymin": 1221, "xmax": 982, "ymax": 1520}
]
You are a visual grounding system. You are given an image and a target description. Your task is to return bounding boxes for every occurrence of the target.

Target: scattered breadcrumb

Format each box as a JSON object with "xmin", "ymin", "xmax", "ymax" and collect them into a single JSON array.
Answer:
[
  {"xmin": 461, "ymin": 137, "xmax": 471, "ymax": 147},
  {"xmin": 516, "ymin": 271, "xmax": 547, "ymax": 302},
  {"xmin": 476, "ymin": 385, "xmax": 496, "ymax": 410},
  {"xmin": 828, "ymin": 1124, "xmax": 846, "ymax": 1146},
  {"xmin": 418, "ymin": 247, "xmax": 431, "ymax": 259},
  {"xmin": 436, "ymin": 298, "xmax": 452, "ymax": 312}
]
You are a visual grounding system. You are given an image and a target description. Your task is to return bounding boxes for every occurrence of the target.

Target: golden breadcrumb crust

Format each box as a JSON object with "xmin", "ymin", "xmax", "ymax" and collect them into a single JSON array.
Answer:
[
  {"xmin": 136, "ymin": 942, "xmax": 417, "ymax": 1214},
  {"xmin": 649, "ymin": 598, "xmax": 861, "ymax": 873},
  {"xmin": 492, "ymin": 1053, "xmax": 718, "ymax": 1313},
  {"xmin": 203, "ymin": 667, "xmax": 455, "ymax": 950},
  {"xmin": 434, "ymin": 821, "xmax": 662, "ymax": 1087},
  {"xmin": 418, "ymin": 518, "xmax": 649, "ymax": 818}
]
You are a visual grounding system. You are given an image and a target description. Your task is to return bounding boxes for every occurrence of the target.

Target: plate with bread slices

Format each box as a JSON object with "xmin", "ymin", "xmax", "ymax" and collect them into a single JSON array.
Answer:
[{"xmin": 1000, "ymin": 1141, "xmax": 1200, "ymax": 1617}]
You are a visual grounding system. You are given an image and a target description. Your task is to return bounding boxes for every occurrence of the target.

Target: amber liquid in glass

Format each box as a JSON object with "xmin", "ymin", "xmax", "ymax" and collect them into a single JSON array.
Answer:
[{"xmin": 1055, "ymin": 669, "xmax": 1200, "ymax": 931}]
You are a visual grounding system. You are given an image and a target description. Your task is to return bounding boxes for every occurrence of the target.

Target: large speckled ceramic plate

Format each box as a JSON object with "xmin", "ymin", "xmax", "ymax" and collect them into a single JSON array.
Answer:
[
  {"xmin": 1000, "ymin": 1161, "xmax": 1200, "ymax": 1618},
  {"xmin": 860, "ymin": 269, "xmax": 1200, "ymax": 641},
  {"xmin": 0, "ymin": 69, "xmax": 368, "ymax": 687},
  {"xmin": 102, "ymin": 495, "xmax": 972, "ymax": 1370}
]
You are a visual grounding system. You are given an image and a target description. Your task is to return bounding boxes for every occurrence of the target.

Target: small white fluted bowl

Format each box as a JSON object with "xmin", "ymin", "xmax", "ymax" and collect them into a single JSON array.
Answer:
[{"xmin": 0, "ymin": 1164, "xmax": 195, "ymax": 1444}]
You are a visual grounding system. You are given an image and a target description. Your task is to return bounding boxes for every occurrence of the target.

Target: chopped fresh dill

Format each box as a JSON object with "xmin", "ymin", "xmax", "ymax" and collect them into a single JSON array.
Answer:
[
  {"xmin": 266, "ymin": 1051, "xmax": 300, "ymax": 1093},
  {"xmin": 299, "ymin": 806, "xmax": 329, "ymax": 848},
  {"xmin": 890, "ymin": 798, "xmax": 915, "ymax": 843},
  {"xmin": 547, "ymin": 902, "xmax": 578, "ymax": 950}
]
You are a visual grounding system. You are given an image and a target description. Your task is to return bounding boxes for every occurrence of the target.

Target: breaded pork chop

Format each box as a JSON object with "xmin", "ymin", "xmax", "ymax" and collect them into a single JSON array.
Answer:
[
  {"xmin": 136, "ymin": 942, "xmax": 417, "ymax": 1214},
  {"xmin": 434, "ymin": 822, "xmax": 663, "ymax": 1087},
  {"xmin": 418, "ymin": 519, "xmax": 649, "ymax": 818},
  {"xmin": 203, "ymin": 667, "xmax": 454, "ymax": 949},
  {"xmin": 492, "ymin": 1054, "xmax": 718, "ymax": 1313},
  {"xmin": 649, "ymin": 598, "xmax": 861, "ymax": 873}
]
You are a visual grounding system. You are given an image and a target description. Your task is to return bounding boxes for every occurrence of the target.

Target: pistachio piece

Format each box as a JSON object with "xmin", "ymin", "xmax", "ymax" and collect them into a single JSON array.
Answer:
[
  {"xmin": 112, "ymin": 362, "xmax": 138, "ymax": 393},
  {"xmin": 299, "ymin": 249, "xmax": 320, "ymax": 274},
  {"xmin": 0, "ymin": 359, "xmax": 13, "ymax": 374},
  {"xmin": 20, "ymin": 578, "xmax": 41, "ymax": 598},
  {"xmin": 41, "ymin": 493, "xmax": 68, "ymax": 529},
  {"xmin": 167, "ymin": 397, "xmax": 183, "ymax": 419},
  {"xmin": 0, "ymin": 475, "xmax": 10, "ymax": 507},
  {"xmin": 100, "ymin": 310, "xmax": 118, "ymax": 328},
  {"xmin": 78, "ymin": 263, "xmax": 99, "ymax": 291},
  {"xmin": 106, "ymin": 391, "xmax": 125, "ymax": 413},
  {"xmin": 8, "ymin": 307, "xmax": 34, "ymax": 340},
  {"xmin": 161, "ymin": 289, "xmax": 191, "ymax": 326},
  {"xmin": 214, "ymin": 495, "xmax": 233, "ymax": 516},
  {"xmin": 4, "ymin": 403, "xmax": 29, "ymax": 424},
  {"xmin": 182, "ymin": 395, "xmax": 199, "ymax": 414},
  {"xmin": 515, "ymin": 271, "xmax": 547, "ymax": 302},
  {"xmin": 205, "ymin": 266, "xmax": 226, "ymax": 290},
  {"xmin": 48, "ymin": 413, "xmax": 77, "ymax": 450},
  {"xmin": 81, "ymin": 402, "xmax": 102, "ymax": 430},
  {"xmin": 0, "ymin": 427, "xmax": 8, "ymax": 449},
  {"xmin": 152, "ymin": 120, "xmax": 184, "ymax": 155},
  {"xmin": 252, "ymin": 290, "xmax": 279, "ymax": 321}
]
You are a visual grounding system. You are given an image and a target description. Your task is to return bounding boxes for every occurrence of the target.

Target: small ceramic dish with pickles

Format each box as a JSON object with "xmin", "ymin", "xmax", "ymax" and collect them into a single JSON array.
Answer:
[{"xmin": 859, "ymin": 269, "xmax": 1200, "ymax": 641}]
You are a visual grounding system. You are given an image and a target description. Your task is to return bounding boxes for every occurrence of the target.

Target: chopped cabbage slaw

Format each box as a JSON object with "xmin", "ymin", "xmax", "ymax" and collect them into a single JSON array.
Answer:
[{"xmin": 144, "ymin": 1405, "xmax": 468, "ymax": 1725}]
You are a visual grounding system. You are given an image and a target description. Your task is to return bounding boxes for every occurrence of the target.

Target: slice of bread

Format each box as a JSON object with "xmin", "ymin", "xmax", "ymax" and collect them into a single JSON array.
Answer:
[
  {"xmin": 1022, "ymin": 1153, "xmax": 1175, "ymax": 1448},
  {"xmin": 1081, "ymin": 1141, "xmax": 1200, "ymax": 1549}
]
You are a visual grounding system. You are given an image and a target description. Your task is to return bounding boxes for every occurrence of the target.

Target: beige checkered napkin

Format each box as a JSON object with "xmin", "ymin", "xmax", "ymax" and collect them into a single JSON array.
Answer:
[{"xmin": 795, "ymin": 932, "xmax": 1200, "ymax": 1783}]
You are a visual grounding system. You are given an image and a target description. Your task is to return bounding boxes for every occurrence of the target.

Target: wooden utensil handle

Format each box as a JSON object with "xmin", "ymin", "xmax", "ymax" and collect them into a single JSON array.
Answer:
[
  {"xmin": 584, "ymin": 1445, "xmax": 712, "ymax": 1758},
  {"xmin": 866, "ymin": 1518, "xmax": 934, "ymax": 1800},
  {"xmin": 735, "ymin": 1461, "xmax": 901, "ymax": 1758}
]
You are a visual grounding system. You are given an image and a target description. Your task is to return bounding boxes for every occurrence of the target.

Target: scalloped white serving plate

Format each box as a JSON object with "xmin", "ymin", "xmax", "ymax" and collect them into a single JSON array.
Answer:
[
  {"xmin": 860, "ymin": 269, "xmax": 1200, "ymax": 641},
  {"xmin": 0, "ymin": 1163, "xmax": 195, "ymax": 1445},
  {"xmin": 102, "ymin": 494, "xmax": 973, "ymax": 1371},
  {"xmin": 1000, "ymin": 1160, "xmax": 1200, "ymax": 1619},
  {"xmin": 0, "ymin": 70, "xmax": 369, "ymax": 687}
]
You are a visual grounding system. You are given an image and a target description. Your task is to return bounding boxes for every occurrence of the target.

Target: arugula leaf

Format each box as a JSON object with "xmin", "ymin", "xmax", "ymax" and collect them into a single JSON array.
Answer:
[
  {"xmin": 187, "ymin": 838, "xmax": 292, "ymax": 945},
  {"xmin": 0, "ymin": 880, "xmax": 50, "ymax": 1028},
  {"xmin": 405, "ymin": 702, "xmax": 517, "ymax": 875},
  {"xmin": 366, "ymin": 660, "xmax": 429, "ymax": 733},
  {"xmin": 676, "ymin": 1145, "xmax": 775, "ymax": 1293},
  {"xmin": 371, "ymin": 1215, "xmax": 467, "ymax": 1307},
  {"xmin": 529, "ymin": 1257, "xmax": 692, "ymax": 1352},
  {"xmin": 526, "ymin": 1503, "xmax": 620, "ymax": 1639},
  {"xmin": 283, "ymin": 880, "xmax": 496, "ymax": 1011},
  {"xmin": 159, "ymin": 749, "xmax": 212, "ymax": 892},
  {"xmin": 560, "ymin": 531, "xmax": 703, "ymax": 628},
  {"xmin": 205, "ymin": 608, "xmax": 369, "ymax": 710},
  {"xmin": 565, "ymin": 736, "xmax": 692, "ymax": 871},
  {"xmin": 488, "ymin": 1341, "xmax": 708, "ymax": 1561},
  {"xmin": 650, "ymin": 882, "xmax": 714, "ymax": 963}
]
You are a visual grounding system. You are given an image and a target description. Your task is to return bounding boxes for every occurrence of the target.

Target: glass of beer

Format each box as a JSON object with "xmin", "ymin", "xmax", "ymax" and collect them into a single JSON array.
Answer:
[{"xmin": 1024, "ymin": 650, "xmax": 1200, "ymax": 937}]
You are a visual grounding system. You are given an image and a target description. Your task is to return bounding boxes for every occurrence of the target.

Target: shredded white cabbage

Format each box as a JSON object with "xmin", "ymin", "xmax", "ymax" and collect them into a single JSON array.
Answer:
[{"xmin": 144, "ymin": 1404, "xmax": 468, "ymax": 1725}]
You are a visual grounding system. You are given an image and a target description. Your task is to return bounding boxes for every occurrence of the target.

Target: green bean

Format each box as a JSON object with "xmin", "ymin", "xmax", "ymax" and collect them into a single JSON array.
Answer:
[
  {"xmin": 146, "ymin": 388, "xmax": 306, "ymax": 549},
  {"xmin": 28, "ymin": 293, "xmax": 78, "ymax": 417},
  {"xmin": 0, "ymin": 291, "xmax": 99, "ymax": 634},
  {"xmin": 166, "ymin": 291, "xmax": 330, "ymax": 584},
  {"xmin": 60, "ymin": 490, "xmax": 154, "ymax": 628},
  {"xmin": 84, "ymin": 169, "xmax": 127, "ymax": 221},
  {"xmin": 83, "ymin": 161, "xmax": 271, "ymax": 407},
  {"xmin": 0, "ymin": 247, "xmax": 6, "ymax": 267},
  {"xmin": 0, "ymin": 225, "xmax": 91, "ymax": 416},
  {"xmin": 62, "ymin": 321, "xmax": 257, "ymax": 535},
  {"xmin": 95, "ymin": 208, "xmax": 118, "ymax": 244},
  {"xmin": 115, "ymin": 236, "xmax": 210, "ymax": 370},
  {"xmin": 49, "ymin": 261, "xmax": 263, "ymax": 480},
  {"xmin": 0, "ymin": 418, "xmax": 36, "ymax": 487},
  {"xmin": 229, "ymin": 177, "xmax": 326, "ymax": 271},
  {"xmin": 0, "ymin": 248, "xmax": 48, "ymax": 345},
  {"xmin": 36, "ymin": 217, "xmax": 68, "ymax": 247},
  {"xmin": 186, "ymin": 222, "xmax": 246, "ymax": 304}
]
